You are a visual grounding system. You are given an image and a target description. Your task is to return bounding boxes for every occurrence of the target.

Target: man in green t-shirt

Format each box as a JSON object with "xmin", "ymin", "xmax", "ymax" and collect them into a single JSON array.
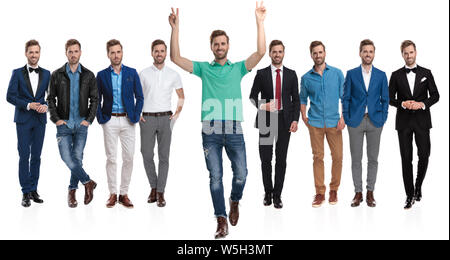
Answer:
[{"xmin": 169, "ymin": 2, "xmax": 266, "ymax": 239}]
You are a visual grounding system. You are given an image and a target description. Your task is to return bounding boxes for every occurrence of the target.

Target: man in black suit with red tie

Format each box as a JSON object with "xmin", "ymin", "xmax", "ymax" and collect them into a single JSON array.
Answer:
[
  {"xmin": 389, "ymin": 40, "xmax": 440, "ymax": 210},
  {"xmin": 250, "ymin": 40, "xmax": 300, "ymax": 209}
]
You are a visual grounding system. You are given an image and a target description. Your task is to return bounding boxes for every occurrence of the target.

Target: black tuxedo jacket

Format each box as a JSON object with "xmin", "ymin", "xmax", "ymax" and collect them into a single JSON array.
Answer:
[
  {"xmin": 250, "ymin": 65, "xmax": 300, "ymax": 129},
  {"xmin": 389, "ymin": 65, "xmax": 440, "ymax": 130}
]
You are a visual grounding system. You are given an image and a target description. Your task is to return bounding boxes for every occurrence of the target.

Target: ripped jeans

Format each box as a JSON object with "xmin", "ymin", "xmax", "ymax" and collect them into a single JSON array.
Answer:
[{"xmin": 202, "ymin": 121, "xmax": 248, "ymax": 218}]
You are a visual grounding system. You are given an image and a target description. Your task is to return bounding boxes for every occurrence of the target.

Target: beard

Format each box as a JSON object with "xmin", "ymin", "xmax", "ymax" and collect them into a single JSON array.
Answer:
[
  {"xmin": 213, "ymin": 49, "xmax": 228, "ymax": 60},
  {"xmin": 271, "ymin": 57, "xmax": 283, "ymax": 65},
  {"xmin": 362, "ymin": 56, "xmax": 373, "ymax": 66},
  {"xmin": 69, "ymin": 57, "xmax": 80, "ymax": 65},
  {"xmin": 27, "ymin": 57, "xmax": 39, "ymax": 66},
  {"xmin": 153, "ymin": 56, "xmax": 166, "ymax": 65},
  {"xmin": 111, "ymin": 57, "xmax": 122, "ymax": 66},
  {"xmin": 314, "ymin": 58, "xmax": 325, "ymax": 66}
]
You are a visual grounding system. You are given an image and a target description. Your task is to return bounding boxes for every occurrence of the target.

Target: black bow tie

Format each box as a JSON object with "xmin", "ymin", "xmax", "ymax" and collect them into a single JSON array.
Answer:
[
  {"xmin": 405, "ymin": 68, "xmax": 417, "ymax": 74},
  {"xmin": 28, "ymin": 67, "xmax": 40, "ymax": 73}
]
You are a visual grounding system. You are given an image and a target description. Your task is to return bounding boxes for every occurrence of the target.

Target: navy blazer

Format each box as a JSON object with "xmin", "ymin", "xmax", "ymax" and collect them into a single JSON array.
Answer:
[
  {"xmin": 342, "ymin": 66, "xmax": 389, "ymax": 128},
  {"xmin": 96, "ymin": 65, "xmax": 144, "ymax": 124},
  {"xmin": 6, "ymin": 65, "xmax": 50, "ymax": 124}
]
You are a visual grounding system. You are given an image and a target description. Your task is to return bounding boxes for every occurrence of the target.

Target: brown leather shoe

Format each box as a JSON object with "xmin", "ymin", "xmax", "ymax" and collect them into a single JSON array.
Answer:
[
  {"xmin": 214, "ymin": 217, "xmax": 229, "ymax": 239},
  {"xmin": 106, "ymin": 194, "xmax": 117, "ymax": 208},
  {"xmin": 148, "ymin": 188, "xmax": 157, "ymax": 203},
  {"xmin": 312, "ymin": 194, "xmax": 325, "ymax": 208},
  {"xmin": 329, "ymin": 190, "xmax": 338, "ymax": 205},
  {"xmin": 351, "ymin": 192, "xmax": 363, "ymax": 207},
  {"xmin": 366, "ymin": 191, "xmax": 376, "ymax": 207},
  {"xmin": 84, "ymin": 180, "xmax": 97, "ymax": 205},
  {"xmin": 68, "ymin": 189, "xmax": 77, "ymax": 208},
  {"xmin": 229, "ymin": 200, "xmax": 239, "ymax": 226},
  {"xmin": 157, "ymin": 192, "xmax": 166, "ymax": 207},
  {"xmin": 119, "ymin": 194, "xmax": 134, "ymax": 209}
]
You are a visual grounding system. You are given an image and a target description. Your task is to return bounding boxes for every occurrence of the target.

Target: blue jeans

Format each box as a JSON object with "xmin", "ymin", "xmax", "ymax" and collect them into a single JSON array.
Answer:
[
  {"xmin": 202, "ymin": 121, "xmax": 248, "ymax": 218},
  {"xmin": 56, "ymin": 124, "xmax": 91, "ymax": 190}
]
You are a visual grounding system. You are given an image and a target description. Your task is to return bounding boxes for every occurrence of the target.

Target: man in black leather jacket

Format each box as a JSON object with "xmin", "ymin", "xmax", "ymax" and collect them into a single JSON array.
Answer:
[{"xmin": 47, "ymin": 39, "xmax": 98, "ymax": 208}]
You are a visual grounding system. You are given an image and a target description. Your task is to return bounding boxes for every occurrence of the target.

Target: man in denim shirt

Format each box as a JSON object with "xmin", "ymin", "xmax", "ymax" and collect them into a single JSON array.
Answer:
[
  {"xmin": 47, "ymin": 39, "xmax": 98, "ymax": 208},
  {"xmin": 300, "ymin": 41, "xmax": 345, "ymax": 208}
]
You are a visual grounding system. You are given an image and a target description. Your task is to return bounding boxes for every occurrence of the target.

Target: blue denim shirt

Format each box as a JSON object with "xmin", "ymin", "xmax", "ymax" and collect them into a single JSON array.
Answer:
[
  {"xmin": 300, "ymin": 64, "xmax": 344, "ymax": 128},
  {"xmin": 111, "ymin": 65, "xmax": 125, "ymax": 113},
  {"xmin": 65, "ymin": 63, "xmax": 85, "ymax": 129}
]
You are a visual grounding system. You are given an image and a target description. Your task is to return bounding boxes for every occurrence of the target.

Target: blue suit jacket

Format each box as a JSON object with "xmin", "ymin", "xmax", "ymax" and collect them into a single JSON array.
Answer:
[
  {"xmin": 343, "ymin": 66, "xmax": 389, "ymax": 128},
  {"xmin": 96, "ymin": 65, "xmax": 144, "ymax": 124},
  {"xmin": 6, "ymin": 65, "xmax": 50, "ymax": 124}
]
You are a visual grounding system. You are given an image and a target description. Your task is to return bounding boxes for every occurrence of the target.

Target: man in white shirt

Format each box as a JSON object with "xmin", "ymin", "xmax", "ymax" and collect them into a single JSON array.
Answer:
[
  {"xmin": 6, "ymin": 40, "xmax": 50, "ymax": 207},
  {"xmin": 139, "ymin": 39, "xmax": 184, "ymax": 207}
]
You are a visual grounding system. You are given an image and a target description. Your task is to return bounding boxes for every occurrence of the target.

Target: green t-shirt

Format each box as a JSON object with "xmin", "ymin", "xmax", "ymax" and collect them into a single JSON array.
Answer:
[{"xmin": 192, "ymin": 60, "xmax": 249, "ymax": 121}]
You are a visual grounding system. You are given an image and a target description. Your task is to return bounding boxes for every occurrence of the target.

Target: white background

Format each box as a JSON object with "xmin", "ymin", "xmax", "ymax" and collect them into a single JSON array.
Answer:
[{"xmin": 0, "ymin": 0, "xmax": 448, "ymax": 240}]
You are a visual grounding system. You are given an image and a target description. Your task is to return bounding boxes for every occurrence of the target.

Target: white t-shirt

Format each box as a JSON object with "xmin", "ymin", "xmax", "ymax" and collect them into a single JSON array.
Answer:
[{"xmin": 139, "ymin": 64, "xmax": 183, "ymax": 113}]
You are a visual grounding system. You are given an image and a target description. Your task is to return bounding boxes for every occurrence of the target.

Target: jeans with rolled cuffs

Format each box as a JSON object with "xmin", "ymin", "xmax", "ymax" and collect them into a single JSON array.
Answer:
[
  {"xmin": 56, "ymin": 124, "xmax": 91, "ymax": 190},
  {"xmin": 202, "ymin": 120, "xmax": 248, "ymax": 218}
]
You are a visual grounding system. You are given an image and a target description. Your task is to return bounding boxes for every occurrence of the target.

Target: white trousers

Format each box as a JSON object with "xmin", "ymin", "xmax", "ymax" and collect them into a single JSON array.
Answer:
[{"xmin": 102, "ymin": 116, "xmax": 136, "ymax": 195}]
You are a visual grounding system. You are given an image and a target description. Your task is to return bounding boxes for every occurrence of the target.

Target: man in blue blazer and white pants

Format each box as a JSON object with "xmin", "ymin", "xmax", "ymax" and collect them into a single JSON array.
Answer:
[
  {"xmin": 343, "ymin": 39, "xmax": 389, "ymax": 208},
  {"xmin": 97, "ymin": 39, "xmax": 144, "ymax": 209},
  {"xmin": 6, "ymin": 40, "xmax": 50, "ymax": 207}
]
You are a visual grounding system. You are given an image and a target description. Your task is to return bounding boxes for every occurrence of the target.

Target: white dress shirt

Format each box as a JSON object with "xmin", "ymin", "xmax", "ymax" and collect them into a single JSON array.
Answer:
[
  {"xmin": 271, "ymin": 64, "xmax": 283, "ymax": 110},
  {"xmin": 27, "ymin": 64, "xmax": 39, "ymax": 110},
  {"xmin": 139, "ymin": 64, "xmax": 183, "ymax": 113},
  {"xmin": 402, "ymin": 64, "xmax": 425, "ymax": 110},
  {"xmin": 361, "ymin": 65, "xmax": 372, "ymax": 113}
]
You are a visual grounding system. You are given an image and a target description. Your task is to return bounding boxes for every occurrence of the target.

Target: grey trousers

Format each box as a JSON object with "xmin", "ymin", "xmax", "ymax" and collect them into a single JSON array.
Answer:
[
  {"xmin": 139, "ymin": 115, "xmax": 172, "ymax": 193},
  {"xmin": 347, "ymin": 115, "xmax": 383, "ymax": 193}
]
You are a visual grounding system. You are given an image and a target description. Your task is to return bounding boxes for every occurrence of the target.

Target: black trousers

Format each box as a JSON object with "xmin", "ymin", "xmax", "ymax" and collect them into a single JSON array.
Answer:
[
  {"xmin": 259, "ymin": 112, "xmax": 291, "ymax": 198},
  {"xmin": 397, "ymin": 122, "xmax": 431, "ymax": 198}
]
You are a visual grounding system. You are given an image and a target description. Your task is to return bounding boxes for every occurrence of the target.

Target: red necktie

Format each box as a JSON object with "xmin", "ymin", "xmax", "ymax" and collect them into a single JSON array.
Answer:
[{"xmin": 275, "ymin": 69, "xmax": 281, "ymax": 110}]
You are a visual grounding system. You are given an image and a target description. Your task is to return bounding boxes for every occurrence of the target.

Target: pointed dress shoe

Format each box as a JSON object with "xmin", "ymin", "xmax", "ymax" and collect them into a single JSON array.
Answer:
[
  {"xmin": 30, "ymin": 191, "xmax": 44, "ymax": 203},
  {"xmin": 273, "ymin": 196, "xmax": 283, "ymax": 209},
  {"xmin": 22, "ymin": 193, "xmax": 31, "ymax": 208},
  {"xmin": 263, "ymin": 192, "xmax": 272, "ymax": 206},
  {"xmin": 414, "ymin": 188, "xmax": 422, "ymax": 202},
  {"xmin": 404, "ymin": 197, "xmax": 415, "ymax": 210}
]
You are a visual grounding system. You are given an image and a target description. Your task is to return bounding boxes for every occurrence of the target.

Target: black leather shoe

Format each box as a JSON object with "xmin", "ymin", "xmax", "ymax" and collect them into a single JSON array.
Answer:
[
  {"xmin": 263, "ymin": 193, "xmax": 272, "ymax": 206},
  {"xmin": 22, "ymin": 193, "xmax": 31, "ymax": 208},
  {"xmin": 30, "ymin": 191, "xmax": 44, "ymax": 203},
  {"xmin": 414, "ymin": 188, "xmax": 422, "ymax": 202},
  {"xmin": 404, "ymin": 197, "xmax": 415, "ymax": 210},
  {"xmin": 273, "ymin": 196, "xmax": 283, "ymax": 209}
]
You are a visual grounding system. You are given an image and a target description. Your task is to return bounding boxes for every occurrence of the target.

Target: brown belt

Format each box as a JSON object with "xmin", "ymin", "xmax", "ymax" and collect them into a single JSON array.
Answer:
[
  {"xmin": 142, "ymin": 111, "xmax": 173, "ymax": 117},
  {"xmin": 111, "ymin": 113, "xmax": 127, "ymax": 117}
]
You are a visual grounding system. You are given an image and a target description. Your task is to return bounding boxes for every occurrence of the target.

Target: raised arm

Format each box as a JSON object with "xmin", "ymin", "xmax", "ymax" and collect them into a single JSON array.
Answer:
[
  {"xmin": 245, "ymin": 1, "xmax": 266, "ymax": 71},
  {"xmin": 169, "ymin": 8, "xmax": 193, "ymax": 73}
]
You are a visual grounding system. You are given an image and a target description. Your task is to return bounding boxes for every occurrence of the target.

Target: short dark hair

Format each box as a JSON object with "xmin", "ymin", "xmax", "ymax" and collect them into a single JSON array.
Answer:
[
  {"xmin": 210, "ymin": 30, "xmax": 229, "ymax": 45},
  {"xmin": 106, "ymin": 39, "xmax": 123, "ymax": 53},
  {"xmin": 151, "ymin": 39, "xmax": 167, "ymax": 51},
  {"xmin": 269, "ymin": 40, "xmax": 285, "ymax": 52},
  {"xmin": 25, "ymin": 39, "xmax": 40, "ymax": 52},
  {"xmin": 401, "ymin": 40, "xmax": 416, "ymax": 53},
  {"xmin": 310, "ymin": 41, "xmax": 325, "ymax": 53},
  {"xmin": 65, "ymin": 39, "xmax": 81, "ymax": 51},
  {"xmin": 360, "ymin": 39, "xmax": 375, "ymax": 52}
]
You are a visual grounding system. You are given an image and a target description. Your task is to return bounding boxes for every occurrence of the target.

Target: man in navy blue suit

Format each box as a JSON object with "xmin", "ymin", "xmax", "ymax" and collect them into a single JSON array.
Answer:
[
  {"xmin": 97, "ymin": 39, "xmax": 144, "ymax": 209},
  {"xmin": 6, "ymin": 40, "xmax": 50, "ymax": 207},
  {"xmin": 342, "ymin": 39, "xmax": 389, "ymax": 208}
]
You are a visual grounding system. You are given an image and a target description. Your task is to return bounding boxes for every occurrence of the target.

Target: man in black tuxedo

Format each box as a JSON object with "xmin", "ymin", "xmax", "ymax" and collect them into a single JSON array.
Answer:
[
  {"xmin": 389, "ymin": 40, "xmax": 440, "ymax": 210},
  {"xmin": 250, "ymin": 40, "xmax": 300, "ymax": 209}
]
